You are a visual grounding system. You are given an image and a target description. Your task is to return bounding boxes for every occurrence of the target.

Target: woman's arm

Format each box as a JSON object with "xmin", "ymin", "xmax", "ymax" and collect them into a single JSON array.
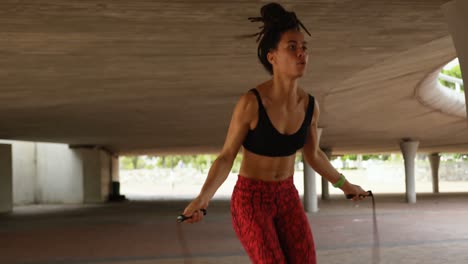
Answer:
[
  {"xmin": 302, "ymin": 99, "xmax": 367, "ymax": 199},
  {"xmin": 182, "ymin": 92, "xmax": 256, "ymax": 223},
  {"xmin": 198, "ymin": 93, "xmax": 256, "ymax": 201}
]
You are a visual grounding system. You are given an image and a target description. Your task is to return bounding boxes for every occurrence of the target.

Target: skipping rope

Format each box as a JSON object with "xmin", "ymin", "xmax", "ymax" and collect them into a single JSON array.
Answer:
[
  {"xmin": 347, "ymin": 191, "xmax": 380, "ymax": 264},
  {"xmin": 175, "ymin": 194, "xmax": 379, "ymax": 264},
  {"xmin": 176, "ymin": 209, "xmax": 207, "ymax": 264}
]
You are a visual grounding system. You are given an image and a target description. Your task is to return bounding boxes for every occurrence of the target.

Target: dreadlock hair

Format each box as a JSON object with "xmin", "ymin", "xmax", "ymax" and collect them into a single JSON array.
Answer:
[{"xmin": 247, "ymin": 3, "xmax": 311, "ymax": 75}]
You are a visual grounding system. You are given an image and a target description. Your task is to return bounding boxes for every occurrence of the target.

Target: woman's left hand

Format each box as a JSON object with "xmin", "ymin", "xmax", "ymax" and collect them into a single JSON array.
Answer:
[{"xmin": 341, "ymin": 182, "xmax": 369, "ymax": 201}]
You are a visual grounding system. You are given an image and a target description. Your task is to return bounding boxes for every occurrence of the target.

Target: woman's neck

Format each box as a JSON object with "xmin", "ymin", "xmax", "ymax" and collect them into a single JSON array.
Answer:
[{"xmin": 269, "ymin": 75, "xmax": 299, "ymax": 104}]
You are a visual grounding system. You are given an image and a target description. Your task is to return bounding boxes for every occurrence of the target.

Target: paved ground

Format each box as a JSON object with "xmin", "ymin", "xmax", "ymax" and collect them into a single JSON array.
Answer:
[{"xmin": 1, "ymin": 193, "xmax": 468, "ymax": 264}]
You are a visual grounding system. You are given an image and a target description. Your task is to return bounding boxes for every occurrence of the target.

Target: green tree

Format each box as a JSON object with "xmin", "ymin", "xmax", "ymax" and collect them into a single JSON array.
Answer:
[
  {"xmin": 120, "ymin": 156, "xmax": 144, "ymax": 170},
  {"xmin": 440, "ymin": 64, "xmax": 464, "ymax": 92},
  {"xmin": 360, "ymin": 154, "xmax": 390, "ymax": 161},
  {"xmin": 120, "ymin": 156, "xmax": 135, "ymax": 170},
  {"xmin": 131, "ymin": 157, "xmax": 138, "ymax": 169},
  {"xmin": 342, "ymin": 154, "xmax": 357, "ymax": 161}
]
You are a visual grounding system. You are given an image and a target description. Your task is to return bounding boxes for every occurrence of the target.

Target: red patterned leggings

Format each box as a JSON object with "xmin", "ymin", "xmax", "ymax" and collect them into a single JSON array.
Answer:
[{"xmin": 231, "ymin": 175, "xmax": 316, "ymax": 264}]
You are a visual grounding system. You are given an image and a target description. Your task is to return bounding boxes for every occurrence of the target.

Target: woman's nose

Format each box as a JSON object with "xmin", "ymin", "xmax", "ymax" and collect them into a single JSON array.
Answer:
[{"xmin": 297, "ymin": 49, "xmax": 306, "ymax": 58}]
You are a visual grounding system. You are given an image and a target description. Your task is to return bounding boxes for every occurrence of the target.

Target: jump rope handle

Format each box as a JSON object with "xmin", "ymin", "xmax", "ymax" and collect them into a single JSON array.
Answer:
[
  {"xmin": 177, "ymin": 209, "xmax": 207, "ymax": 223},
  {"xmin": 346, "ymin": 190, "xmax": 373, "ymax": 199}
]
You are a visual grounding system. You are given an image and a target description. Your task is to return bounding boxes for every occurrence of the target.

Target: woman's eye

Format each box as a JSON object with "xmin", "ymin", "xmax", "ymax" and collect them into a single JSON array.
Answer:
[{"xmin": 288, "ymin": 45, "xmax": 296, "ymax": 50}]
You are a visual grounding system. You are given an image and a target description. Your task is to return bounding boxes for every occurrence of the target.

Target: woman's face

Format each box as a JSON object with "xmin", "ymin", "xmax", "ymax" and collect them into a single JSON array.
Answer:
[{"xmin": 268, "ymin": 30, "xmax": 308, "ymax": 78}]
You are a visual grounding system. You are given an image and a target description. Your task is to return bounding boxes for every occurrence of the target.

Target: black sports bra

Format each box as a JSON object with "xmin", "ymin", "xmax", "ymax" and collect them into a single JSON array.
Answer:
[{"xmin": 242, "ymin": 88, "xmax": 315, "ymax": 157}]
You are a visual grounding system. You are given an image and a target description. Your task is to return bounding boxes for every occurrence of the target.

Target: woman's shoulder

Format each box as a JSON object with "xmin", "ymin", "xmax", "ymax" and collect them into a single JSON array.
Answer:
[
  {"xmin": 296, "ymin": 88, "xmax": 312, "ymax": 106},
  {"xmin": 232, "ymin": 88, "xmax": 259, "ymax": 115},
  {"xmin": 239, "ymin": 88, "xmax": 259, "ymax": 104},
  {"xmin": 298, "ymin": 87, "xmax": 312, "ymax": 98}
]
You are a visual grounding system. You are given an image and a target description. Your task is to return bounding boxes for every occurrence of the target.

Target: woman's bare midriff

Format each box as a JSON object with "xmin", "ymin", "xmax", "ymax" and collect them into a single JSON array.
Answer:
[{"xmin": 238, "ymin": 148, "xmax": 297, "ymax": 181}]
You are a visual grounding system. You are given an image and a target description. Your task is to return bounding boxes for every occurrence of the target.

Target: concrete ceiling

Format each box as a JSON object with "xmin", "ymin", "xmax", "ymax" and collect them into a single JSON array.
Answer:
[{"xmin": 0, "ymin": 0, "xmax": 466, "ymax": 155}]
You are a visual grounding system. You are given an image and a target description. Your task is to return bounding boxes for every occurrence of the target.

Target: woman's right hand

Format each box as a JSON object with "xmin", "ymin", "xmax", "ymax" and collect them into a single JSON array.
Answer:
[{"xmin": 181, "ymin": 195, "xmax": 209, "ymax": 224}]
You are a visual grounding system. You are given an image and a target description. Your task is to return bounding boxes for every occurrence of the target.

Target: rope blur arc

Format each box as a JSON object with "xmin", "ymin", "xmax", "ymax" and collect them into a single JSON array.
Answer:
[
  {"xmin": 347, "ymin": 191, "xmax": 380, "ymax": 264},
  {"xmin": 176, "ymin": 195, "xmax": 380, "ymax": 263},
  {"xmin": 176, "ymin": 223, "xmax": 193, "ymax": 264},
  {"xmin": 369, "ymin": 191, "xmax": 381, "ymax": 264},
  {"xmin": 176, "ymin": 209, "xmax": 207, "ymax": 264}
]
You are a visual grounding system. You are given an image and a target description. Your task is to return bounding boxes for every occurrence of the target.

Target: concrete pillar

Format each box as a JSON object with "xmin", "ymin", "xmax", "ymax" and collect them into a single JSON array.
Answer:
[
  {"xmin": 443, "ymin": 0, "xmax": 468, "ymax": 117},
  {"xmin": 109, "ymin": 155, "xmax": 126, "ymax": 201},
  {"xmin": 400, "ymin": 139, "xmax": 419, "ymax": 204},
  {"xmin": 303, "ymin": 156, "xmax": 317, "ymax": 213},
  {"xmin": 321, "ymin": 148, "xmax": 332, "ymax": 200},
  {"xmin": 0, "ymin": 140, "xmax": 36, "ymax": 205},
  {"xmin": 112, "ymin": 155, "xmax": 120, "ymax": 182},
  {"xmin": 77, "ymin": 148, "xmax": 112, "ymax": 203},
  {"xmin": 36, "ymin": 143, "xmax": 84, "ymax": 204},
  {"xmin": 111, "ymin": 155, "xmax": 119, "ymax": 198},
  {"xmin": 13, "ymin": 142, "xmax": 36, "ymax": 205},
  {"xmin": 0, "ymin": 144, "xmax": 13, "ymax": 213},
  {"xmin": 428, "ymin": 153, "xmax": 441, "ymax": 193},
  {"xmin": 303, "ymin": 128, "xmax": 322, "ymax": 213}
]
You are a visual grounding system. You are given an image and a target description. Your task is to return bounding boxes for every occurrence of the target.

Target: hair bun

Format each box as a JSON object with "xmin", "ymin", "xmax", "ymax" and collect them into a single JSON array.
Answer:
[
  {"xmin": 245, "ymin": 2, "xmax": 310, "ymax": 44},
  {"xmin": 260, "ymin": 3, "xmax": 289, "ymax": 26},
  {"xmin": 260, "ymin": 3, "xmax": 298, "ymax": 30}
]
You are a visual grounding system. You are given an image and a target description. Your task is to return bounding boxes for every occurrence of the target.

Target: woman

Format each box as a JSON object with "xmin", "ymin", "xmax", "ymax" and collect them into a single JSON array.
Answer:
[{"xmin": 181, "ymin": 3, "xmax": 368, "ymax": 263}]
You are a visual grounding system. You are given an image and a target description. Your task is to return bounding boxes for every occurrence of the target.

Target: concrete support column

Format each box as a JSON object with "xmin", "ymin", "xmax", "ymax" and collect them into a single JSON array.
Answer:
[
  {"xmin": 321, "ymin": 148, "xmax": 332, "ymax": 200},
  {"xmin": 77, "ymin": 148, "xmax": 112, "ymax": 203},
  {"xmin": 443, "ymin": 0, "xmax": 468, "ymax": 117},
  {"xmin": 0, "ymin": 144, "xmax": 13, "ymax": 213},
  {"xmin": 109, "ymin": 155, "xmax": 126, "ymax": 201},
  {"xmin": 400, "ymin": 139, "xmax": 419, "ymax": 204},
  {"xmin": 112, "ymin": 155, "xmax": 120, "ymax": 183},
  {"xmin": 303, "ymin": 128, "xmax": 322, "ymax": 213},
  {"xmin": 428, "ymin": 153, "xmax": 441, "ymax": 193},
  {"xmin": 111, "ymin": 155, "xmax": 119, "ymax": 197},
  {"xmin": 303, "ymin": 156, "xmax": 317, "ymax": 213}
]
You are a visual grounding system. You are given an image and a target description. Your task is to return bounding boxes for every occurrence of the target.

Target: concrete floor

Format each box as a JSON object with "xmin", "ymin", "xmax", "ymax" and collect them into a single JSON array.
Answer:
[{"xmin": 1, "ymin": 193, "xmax": 468, "ymax": 264}]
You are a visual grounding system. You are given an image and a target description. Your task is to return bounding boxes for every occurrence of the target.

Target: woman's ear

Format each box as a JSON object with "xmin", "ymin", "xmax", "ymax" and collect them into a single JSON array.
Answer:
[{"xmin": 267, "ymin": 50, "xmax": 275, "ymax": 65}]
